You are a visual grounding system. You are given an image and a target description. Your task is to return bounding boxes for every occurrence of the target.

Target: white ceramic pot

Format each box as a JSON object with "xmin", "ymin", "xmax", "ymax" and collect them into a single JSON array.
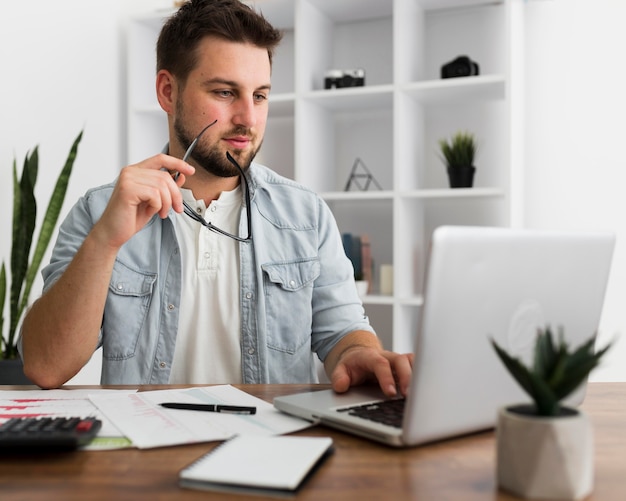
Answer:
[{"xmin": 496, "ymin": 404, "xmax": 593, "ymax": 500}]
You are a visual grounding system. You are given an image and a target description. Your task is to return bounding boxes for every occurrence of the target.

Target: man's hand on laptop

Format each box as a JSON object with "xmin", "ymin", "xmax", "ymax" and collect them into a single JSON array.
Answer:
[{"xmin": 326, "ymin": 332, "xmax": 414, "ymax": 398}]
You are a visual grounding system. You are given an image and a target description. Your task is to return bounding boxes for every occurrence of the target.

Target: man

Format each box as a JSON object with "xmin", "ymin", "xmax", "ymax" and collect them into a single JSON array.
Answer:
[{"xmin": 19, "ymin": 0, "xmax": 413, "ymax": 396}]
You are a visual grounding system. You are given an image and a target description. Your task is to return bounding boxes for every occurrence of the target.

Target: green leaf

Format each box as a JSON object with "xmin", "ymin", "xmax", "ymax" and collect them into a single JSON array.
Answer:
[
  {"xmin": 0, "ymin": 262, "xmax": 6, "ymax": 356},
  {"xmin": 3, "ymin": 131, "xmax": 83, "ymax": 359},
  {"xmin": 491, "ymin": 339, "xmax": 536, "ymax": 397},
  {"xmin": 492, "ymin": 327, "xmax": 612, "ymax": 416},
  {"xmin": 491, "ymin": 338, "xmax": 560, "ymax": 415},
  {"xmin": 524, "ymin": 370, "xmax": 560, "ymax": 416},
  {"xmin": 20, "ymin": 131, "xmax": 83, "ymax": 318},
  {"xmin": 9, "ymin": 151, "xmax": 37, "ymax": 341},
  {"xmin": 533, "ymin": 327, "xmax": 557, "ymax": 378},
  {"xmin": 552, "ymin": 340, "xmax": 611, "ymax": 400},
  {"xmin": 26, "ymin": 146, "xmax": 39, "ymax": 187}
]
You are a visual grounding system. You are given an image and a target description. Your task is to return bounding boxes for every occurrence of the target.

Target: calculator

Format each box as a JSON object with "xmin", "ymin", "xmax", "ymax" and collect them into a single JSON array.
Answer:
[{"xmin": 0, "ymin": 416, "xmax": 102, "ymax": 449}]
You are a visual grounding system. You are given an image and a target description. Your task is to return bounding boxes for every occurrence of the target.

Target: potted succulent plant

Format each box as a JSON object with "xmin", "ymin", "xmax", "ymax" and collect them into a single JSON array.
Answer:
[
  {"xmin": 491, "ymin": 327, "xmax": 612, "ymax": 500},
  {"xmin": 0, "ymin": 132, "xmax": 82, "ymax": 383},
  {"xmin": 438, "ymin": 131, "xmax": 477, "ymax": 188}
]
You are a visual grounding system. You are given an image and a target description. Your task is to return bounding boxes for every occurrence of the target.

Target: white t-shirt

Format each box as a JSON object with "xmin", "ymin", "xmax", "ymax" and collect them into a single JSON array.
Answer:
[{"xmin": 169, "ymin": 186, "xmax": 242, "ymax": 384}]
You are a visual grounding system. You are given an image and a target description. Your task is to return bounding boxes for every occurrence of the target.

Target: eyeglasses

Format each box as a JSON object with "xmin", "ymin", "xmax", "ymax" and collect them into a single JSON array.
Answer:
[{"xmin": 177, "ymin": 120, "xmax": 252, "ymax": 242}]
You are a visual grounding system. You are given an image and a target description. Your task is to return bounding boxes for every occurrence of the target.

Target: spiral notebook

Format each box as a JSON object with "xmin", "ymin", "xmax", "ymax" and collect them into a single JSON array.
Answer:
[{"xmin": 179, "ymin": 435, "xmax": 334, "ymax": 497}]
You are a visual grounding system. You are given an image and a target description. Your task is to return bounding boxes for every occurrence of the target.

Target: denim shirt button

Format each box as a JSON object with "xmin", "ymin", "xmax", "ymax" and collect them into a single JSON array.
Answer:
[
  {"xmin": 245, "ymin": 292, "xmax": 253, "ymax": 300},
  {"xmin": 289, "ymin": 280, "xmax": 296, "ymax": 287},
  {"xmin": 248, "ymin": 348, "xmax": 255, "ymax": 355},
  {"xmin": 167, "ymin": 304, "xmax": 175, "ymax": 311},
  {"xmin": 159, "ymin": 362, "xmax": 166, "ymax": 369}
]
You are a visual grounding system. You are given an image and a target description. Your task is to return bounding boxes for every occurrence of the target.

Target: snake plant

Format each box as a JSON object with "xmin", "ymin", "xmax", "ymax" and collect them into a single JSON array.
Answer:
[
  {"xmin": 491, "ymin": 327, "xmax": 611, "ymax": 416},
  {"xmin": 0, "ymin": 131, "xmax": 83, "ymax": 359}
]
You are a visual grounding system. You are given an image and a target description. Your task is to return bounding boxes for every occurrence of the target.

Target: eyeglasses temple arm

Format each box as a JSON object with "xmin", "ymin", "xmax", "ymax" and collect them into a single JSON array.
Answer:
[
  {"xmin": 226, "ymin": 152, "xmax": 252, "ymax": 239},
  {"xmin": 174, "ymin": 119, "xmax": 218, "ymax": 181}
]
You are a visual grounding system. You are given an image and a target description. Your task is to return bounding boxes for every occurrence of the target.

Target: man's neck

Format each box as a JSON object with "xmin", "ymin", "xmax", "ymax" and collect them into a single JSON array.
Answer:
[{"xmin": 183, "ymin": 170, "xmax": 241, "ymax": 204}]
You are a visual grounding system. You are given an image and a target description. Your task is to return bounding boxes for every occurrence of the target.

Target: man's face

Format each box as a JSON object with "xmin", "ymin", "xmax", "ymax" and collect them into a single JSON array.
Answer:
[{"xmin": 173, "ymin": 36, "xmax": 271, "ymax": 178}]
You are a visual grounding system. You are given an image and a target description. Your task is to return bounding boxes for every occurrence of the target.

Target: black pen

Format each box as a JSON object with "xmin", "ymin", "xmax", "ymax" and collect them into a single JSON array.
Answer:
[{"xmin": 159, "ymin": 402, "xmax": 257, "ymax": 415}]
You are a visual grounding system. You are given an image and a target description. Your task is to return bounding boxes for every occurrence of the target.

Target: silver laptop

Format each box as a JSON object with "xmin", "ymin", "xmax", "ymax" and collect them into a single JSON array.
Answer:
[{"xmin": 274, "ymin": 225, "xmax": 615, "ymax": 447}]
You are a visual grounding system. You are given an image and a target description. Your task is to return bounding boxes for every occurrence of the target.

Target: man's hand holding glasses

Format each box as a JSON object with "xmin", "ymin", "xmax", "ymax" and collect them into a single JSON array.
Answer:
[{"xmin": 92, "ymin": 148, "xmax": 195, "ymax": 251}]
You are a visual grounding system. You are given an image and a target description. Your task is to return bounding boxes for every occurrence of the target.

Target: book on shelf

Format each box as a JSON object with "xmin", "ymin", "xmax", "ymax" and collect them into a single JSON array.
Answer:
[
  {"xmin": 342, "ymin": 232, "xmax": 373, "ymax": 294},
  {"xmin": 361, "ymin": 234, "xmax": 372, "ymax": 293}
]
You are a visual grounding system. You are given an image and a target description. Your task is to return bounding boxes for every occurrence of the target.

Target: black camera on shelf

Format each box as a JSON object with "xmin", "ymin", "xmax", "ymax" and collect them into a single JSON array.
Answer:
[
  {"xmin": 441, "ymin": 55, "xmax": 480, "ymax": 79},
  {"xmin": 324, "ymin": 68, "xmax": 366, "ymax": 89}
]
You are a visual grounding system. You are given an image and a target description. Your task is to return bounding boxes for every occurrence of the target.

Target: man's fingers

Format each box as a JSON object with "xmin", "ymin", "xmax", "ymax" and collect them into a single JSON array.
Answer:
[
  {"xmin": 331, "ymin": 349, "xmax": 414, "ymax": 398},
  {"xmin": 371, "ymin": 356, "xmax": 399, "ymax": 397},
  {"xmin": 331, "ymin": 364, "xmax": 351, "ymax": 394},
  {"xmin": 388, "ymin": 353, "xmax": 413, "ymax": 396},
  {"xmin": 143, "ymin": 153, "xmax": 196, "ymax": 177}
]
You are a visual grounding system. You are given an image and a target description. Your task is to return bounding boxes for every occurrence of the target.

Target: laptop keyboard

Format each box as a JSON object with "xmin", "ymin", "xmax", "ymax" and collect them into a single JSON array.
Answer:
[{"xmin": 337, "ymin": 398, "xmax": 406, "ymax": 428}]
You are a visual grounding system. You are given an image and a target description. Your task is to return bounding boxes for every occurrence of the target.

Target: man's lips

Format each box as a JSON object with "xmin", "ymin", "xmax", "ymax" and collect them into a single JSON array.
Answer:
[{"xmin": 224, "ymin": 136, "xmax": 251, "ymax": 149}]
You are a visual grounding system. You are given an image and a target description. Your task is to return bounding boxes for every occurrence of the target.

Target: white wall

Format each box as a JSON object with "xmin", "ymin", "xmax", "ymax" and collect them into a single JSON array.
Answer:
[
  {"xmin": 0, "ymin": 0, "xmax": 172, "ymax": 383},
  {"xmin": 1, "ymin": 0, "xmax": 625, "ymax": 383},
  {"xmin": 523, "ymin": 0, "xmax": 626, "ymax": 381}
]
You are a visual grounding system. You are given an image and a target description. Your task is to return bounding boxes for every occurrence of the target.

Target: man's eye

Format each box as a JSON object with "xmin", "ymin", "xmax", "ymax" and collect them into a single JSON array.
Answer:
[
  {"xmin": 254, "ymin": 93, "xmax": 268, "ymax": 102},
  {"xmin": 216, "ymin": 90, "xmax": 234, "ymax": 97}
]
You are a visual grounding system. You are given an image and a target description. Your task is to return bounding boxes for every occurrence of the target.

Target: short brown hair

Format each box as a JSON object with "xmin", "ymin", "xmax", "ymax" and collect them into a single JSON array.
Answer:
[{"xmin": 157, "ymin": 0, "xmax": 283, "ymax": 82}]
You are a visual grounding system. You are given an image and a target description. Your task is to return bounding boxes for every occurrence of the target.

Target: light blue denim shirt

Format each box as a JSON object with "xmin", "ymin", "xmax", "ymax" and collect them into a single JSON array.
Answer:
[{"xmin": 28, "ymin": 162, "xmax": 374, "ymax": 385}]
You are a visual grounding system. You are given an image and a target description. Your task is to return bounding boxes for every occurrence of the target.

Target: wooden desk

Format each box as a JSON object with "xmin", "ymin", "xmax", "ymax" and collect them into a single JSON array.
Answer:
[{"xmin": 0, "ymin": 383, "xmax": 624, "ymax": 500}]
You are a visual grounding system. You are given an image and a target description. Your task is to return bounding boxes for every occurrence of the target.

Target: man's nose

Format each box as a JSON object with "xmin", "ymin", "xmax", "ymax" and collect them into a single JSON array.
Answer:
[{"xmin": 232, "ymin": 97, "xmax": 257, "ymax": 128}]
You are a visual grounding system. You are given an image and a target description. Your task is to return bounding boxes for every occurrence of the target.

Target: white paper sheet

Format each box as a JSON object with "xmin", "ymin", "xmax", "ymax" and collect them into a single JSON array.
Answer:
[{"xmin": 89, "ymin": 385, "xmax": 314, "ymax": 449}]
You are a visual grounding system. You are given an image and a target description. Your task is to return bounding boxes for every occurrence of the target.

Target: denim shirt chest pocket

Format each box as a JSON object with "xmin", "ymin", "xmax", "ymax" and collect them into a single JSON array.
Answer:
[
  {"xmin": 102, "ymin": 261, "xmax": 157, "ymax": 360},
  {"xmin": 262, "ymin": 258, "xmax": 320, "ymax": 354}
]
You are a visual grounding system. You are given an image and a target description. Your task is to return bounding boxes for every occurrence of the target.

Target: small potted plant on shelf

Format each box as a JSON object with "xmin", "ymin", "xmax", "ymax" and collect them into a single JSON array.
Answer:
[
  {"xmin": 491, "ymin": 327, "xmax": 612, "ymax": 500},
  {"xmin": 438, "ymin": 130, "xmax": 477, "ymax": 188},
  {"xmin": 0, "ymin": 132, "xmax": 83, "ymax": 383}
]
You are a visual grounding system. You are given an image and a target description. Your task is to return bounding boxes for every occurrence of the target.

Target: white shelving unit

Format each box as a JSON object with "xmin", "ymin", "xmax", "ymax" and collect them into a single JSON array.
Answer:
[{"xmin": 126, "ymin": 0, "xmax": 517, "ymax": 354}]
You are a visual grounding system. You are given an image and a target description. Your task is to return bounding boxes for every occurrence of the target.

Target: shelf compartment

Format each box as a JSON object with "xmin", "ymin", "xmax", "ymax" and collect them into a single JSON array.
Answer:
[
  {"xmin": 296, "ymin": 0, "xmax": 394, "ymax": 92},
  {"xmin": 403, "ymin": 75, "xmax": 506, "ymax": 105},
  {"xmin": 362, "ymin": 295, "xmax": 424, "ymax": 307},
  {"xmin": 421, "ymin": 197, "xmax": 510, "ymax": 238},
  {"xmin": 419, "ymin": 0, "xmax": 505, "ymax": 12},
  {"xmin": 423, "ymin": 2, "xmax": 508, "ymax": 81},
  {"xmin": 271, "ymin": 29, "xmax": 295, "ymax": 95},
  {"xmin": 268, "ymin": 94, "xmax": 296, "ymax": 117},
  {"xmin": 304, "ymin": 85, "xmax": 394, "ymax": 111},
  {"xmin": 296, "ymin": 102, "xmax": 393, "ymax": 193},
  {"xmin": 399, "ymin": 187, "xmax": 505, "ymax": 199},
  {"xmin": 322, "ymin": 187, "xmax": 505, "ymax": 201},
  {"xmin": 328, "ymin": 198, "xmax": 394, "ymax": 297},
  {"xmin": 257, "ymin": 114, "xmax": 295, "ymax": 180},
  {"xmin": 321, "ymin": 191, "xmax": 394, "ymax": 202}
]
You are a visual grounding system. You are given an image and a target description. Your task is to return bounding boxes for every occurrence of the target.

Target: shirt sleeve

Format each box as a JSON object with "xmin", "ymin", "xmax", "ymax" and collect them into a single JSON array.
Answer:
[{"xmin": 309, "ymin": 196, "xmax": 376, "ymax": 362}]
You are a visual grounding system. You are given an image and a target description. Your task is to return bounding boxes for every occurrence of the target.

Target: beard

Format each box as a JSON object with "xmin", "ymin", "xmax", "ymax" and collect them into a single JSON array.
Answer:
[{"xmin": 174, "ymin": 104, "xmax": 261, "ymax": 178}]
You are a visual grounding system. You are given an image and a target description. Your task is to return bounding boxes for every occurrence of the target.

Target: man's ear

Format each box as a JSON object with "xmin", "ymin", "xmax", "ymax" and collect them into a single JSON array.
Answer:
[{"xmin": 156, "ymin": 70, "xmax": 176, "ymax": 113}]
